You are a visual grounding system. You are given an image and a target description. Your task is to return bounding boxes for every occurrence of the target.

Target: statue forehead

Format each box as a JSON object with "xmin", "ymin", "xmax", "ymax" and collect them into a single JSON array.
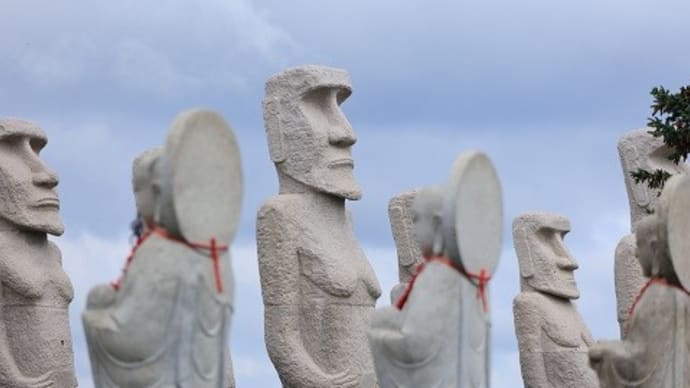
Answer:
[
  {"xmin": 133, "ymin": 147, "xmax": 163, "ymax": 176},
  {"xmin": 412, "ymin": 186, "xmax": 443, "ymax": 215},
  {"xmin": 617, "ymin": 129, "xmax": 665, "ymax": 165},
  {"xmin": 513, "ymin": 212, "xmax": 570, "ymax": 234},
  {"xmin": 264, "ymin": 65, "xmax": 352, "ymax": 101},
  {"xmin": 0, "ymin": 118, "xmax": 47, "ymax": 143}
]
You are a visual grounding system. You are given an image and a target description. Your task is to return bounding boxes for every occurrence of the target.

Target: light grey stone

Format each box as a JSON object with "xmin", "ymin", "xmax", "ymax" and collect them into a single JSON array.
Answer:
[
  {"xmin": 368, "ymin": 151, "xmax": 502, "ymax": 388},
  {"xmin": 590, "ymin": 173, "xmax": 690, "ymax": 388},
  {"xmin": 614, "ymin": 129, "xmax": 689, "ymax": 335},
  {"xmin": 0, "ymin": 118, "xmax": 77, "ymax": 387},
  {"xmin": 387, "ymin": 190, "xmax": 423, "ymax": 304},
  {"xmin": 83, "ymin": 109, "xmax": 241, "ymax": 388},
  {"xmin": 512, "ymin": 213, "xmax": 599, "ymax": 388},
  {"xmin": 258, "ymin": 65, "xmax": 382, "ymax": 388}
]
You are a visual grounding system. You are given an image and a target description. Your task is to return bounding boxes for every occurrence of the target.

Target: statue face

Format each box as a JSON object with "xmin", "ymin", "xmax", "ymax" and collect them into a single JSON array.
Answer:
[
  {"xmin": 287, "ymin": 87, "xmax": 360, "ymax": 199},
  {"xmin": 412, "ymin": 187, "xmax": 444, "ymax": 259},
  {"xmin": 265, "ymin": 66, "xmax": 362, "ymax": 200},
  {"xmin": 0, "ymin": 121, "xmax": 63, "ymax": 235},
  {"xmin": 132, "ymin": 148, "xmax": 162, "ymax": 228},
  {"xmin": 513, "ymin": 214, "xmax": 580, "ymax": 299},
  {"xmin": 619, "ymin": 130, "xmax": 688, "ymax": 225}
]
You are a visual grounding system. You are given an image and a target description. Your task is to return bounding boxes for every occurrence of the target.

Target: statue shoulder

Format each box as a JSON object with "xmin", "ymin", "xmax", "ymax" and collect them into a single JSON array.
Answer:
[{"xmin": 513, "ymin": 292, "xmax": 547, "ymax": 322}]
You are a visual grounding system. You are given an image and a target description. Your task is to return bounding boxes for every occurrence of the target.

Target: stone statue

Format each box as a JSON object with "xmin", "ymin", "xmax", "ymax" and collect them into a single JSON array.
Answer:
[
  {"xmin": 387, "ymin": 189, "xmax": 423, "ymax": 304},
  {"xmin": 589, "ymin": 173, "xmax": 690, "ymax": 388},
  {"xmin": 83, "ymin": 109, "xmax": 242, "ymax": 388},
  {"xmin": 615, "ymin": 129, "xmax": 688, "ymax": 336},
  {"xmin": 0, "ymin": 118, "xmax": 77, "ymax": 387},
  {"xmin": 368, "ymin": 151, "xmax": 503, "ymax": 388},
  {"xmin": 257, "ymin": 65, "xmax": 382, "ymax": 388},
  {"xmin": 512, "ymin": 212, "xmax": 599, "ymax": 388}
]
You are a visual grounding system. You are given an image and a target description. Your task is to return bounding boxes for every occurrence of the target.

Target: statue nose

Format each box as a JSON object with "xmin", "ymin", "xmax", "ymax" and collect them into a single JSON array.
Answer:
[
  {"xmin": 556, "ymin": 255, "xmax": 578, "ymax": 271},
  {"xmin": 328, "ymin": 123, "xmax": 356, "ymax": 147},
  {"xmin": 33, "ymin": 169, "xmax": 58, "ymax": 189}
]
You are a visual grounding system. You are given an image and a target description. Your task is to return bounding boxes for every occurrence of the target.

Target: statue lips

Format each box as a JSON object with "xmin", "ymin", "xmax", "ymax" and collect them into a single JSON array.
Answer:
[
  {"xmin": 328, "ymin": 158, "xmax": 354, "ymax": 169},
  {"xmin": 34, "ymin": 197, "xmax": 60, "ymax": 209}
]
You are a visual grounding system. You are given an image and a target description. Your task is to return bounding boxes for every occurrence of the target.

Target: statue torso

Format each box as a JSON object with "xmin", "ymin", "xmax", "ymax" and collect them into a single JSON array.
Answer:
[{"xmin": 0, "ymin": 234, "xmax": 76, "ymax": 386}]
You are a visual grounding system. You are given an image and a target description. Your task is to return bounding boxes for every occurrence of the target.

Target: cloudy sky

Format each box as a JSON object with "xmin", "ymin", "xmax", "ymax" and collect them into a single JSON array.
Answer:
[{"xmin": 2, "ymin": 0, "xmax": 689, "ymax": 386}]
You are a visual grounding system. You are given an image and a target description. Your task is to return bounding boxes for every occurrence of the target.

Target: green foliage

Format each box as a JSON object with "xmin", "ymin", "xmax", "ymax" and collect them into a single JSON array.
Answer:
[{"xmin": 632, "ymin": 85, "xmax": 690, "ymax": 190}]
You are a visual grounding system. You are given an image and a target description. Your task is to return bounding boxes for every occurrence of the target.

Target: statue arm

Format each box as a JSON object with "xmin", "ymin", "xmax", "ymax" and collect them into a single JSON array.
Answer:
[
  {"xmin": 513, "ymin": 295, "xmax": 549, "ymax": 388},
  {"xmin": 370, "ymin": 264, "xmax": 451, "ymax": 365},
  {"xmin": 258, "ymin": 204, "xmax": 355, "ymax": 388}
]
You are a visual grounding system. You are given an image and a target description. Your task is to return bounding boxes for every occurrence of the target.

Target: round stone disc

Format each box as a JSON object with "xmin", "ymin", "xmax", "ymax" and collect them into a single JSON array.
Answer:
[
  {"xmin": 442, "ymin": 151, "xmax": 503, "ymax": 276},
  {"xmin": 667, "ymin": 173, "xmax": 690, "ymax": 290},
  {"xmin": 165, "ymin": 109, "xmax": 243, "ymax": 244}
]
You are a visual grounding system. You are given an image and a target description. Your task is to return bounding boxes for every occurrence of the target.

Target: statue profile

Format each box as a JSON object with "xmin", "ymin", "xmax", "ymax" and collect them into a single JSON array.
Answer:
[
  {"xmin": 257, "ymin": 65, "xmax": 381, "ymax": 387},
  {"xmin": 0, "ymin": 118, "xmax": 77, "ymax": 387},
  {"xmin": 368, "ymin": 151, "xmax": 503, "ymax": 388},
  {"xmin": 83, "ymin": 110, "xmax": 242, "ymax": 387},
  {"xmin": 590, "ymin": 173, "xmax": 690, "ymax": 388}
]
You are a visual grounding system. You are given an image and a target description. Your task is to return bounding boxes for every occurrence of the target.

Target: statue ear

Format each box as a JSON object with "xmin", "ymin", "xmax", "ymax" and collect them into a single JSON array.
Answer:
[
  {"xmin": 263, "ymin": 98, "xmax": 286, "ymax": 163},
  {"xmin": 514, "ymin": 225, "xmax": 535, "ymax": 279}
]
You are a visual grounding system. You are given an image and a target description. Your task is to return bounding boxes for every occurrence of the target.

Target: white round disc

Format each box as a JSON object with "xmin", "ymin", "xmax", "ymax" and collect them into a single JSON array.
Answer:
[
  {"xmin": 165, "ymin": 109, "xmax": 243, "ymax": 244},
  {"xmin": 442, "ymin": 151, "xmax": 503, "ymax": 276}
]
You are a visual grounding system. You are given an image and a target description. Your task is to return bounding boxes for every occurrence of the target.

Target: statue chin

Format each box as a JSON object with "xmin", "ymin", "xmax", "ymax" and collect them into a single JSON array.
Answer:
[{"xmin": 533, "ymin": 282, "xmax": 580, "ymax": 300}]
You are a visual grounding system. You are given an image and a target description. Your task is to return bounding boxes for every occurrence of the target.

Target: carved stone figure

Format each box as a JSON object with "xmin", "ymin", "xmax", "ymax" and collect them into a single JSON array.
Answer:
[
  {"xmin": 615, "ymin": 129, "xmax": 689, "ymax": 336},
  {"xmin": 512, "ymin": 213, "xmax": 598, "ymax": 388},
  {"xmin": 368, "ymin": 151, "xmax": 503, "ymax": 388},
  {"xmin": 258, "ymin": 65, "xmax": 382, "ymax": 388},
  {"xmin": 589, "ymin": 173, "xmax": 690, "ymax": 388},
  {"xmin": 0, "ymin": 118, "xmax": 77, "ymax": 387},
  {"xmin": 387, "ymin": 190, "xmax": 423, "ymax": 303},
  {"xmin": 83, "ymin": 110, "xmax": 242, "ymax": 388}
]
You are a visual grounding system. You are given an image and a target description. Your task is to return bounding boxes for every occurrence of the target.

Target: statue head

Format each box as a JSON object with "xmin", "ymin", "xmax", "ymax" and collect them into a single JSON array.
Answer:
[
  {"xmin": 388, "ymin": 190, "xmax": 423, "ymax": 278},
  {"xmin": 0, "ymin": 119, "xmax": 63, "ymax": 236},
  {"xmin": 132, "ymin": 147, "xmax": 163, "ymax": 230},
  {"xmin": 633, "ymin": 173, "xmax": 688, "ymax": 283},
  {"xmin": 263, "ymin": 65, "xmax": 361, "ymax": 200},
  {"xmin": 412, "ymin": 186, "xmax": 444, "ymax": 260},
  {"xmin": 618, "ymin": 129, "xmax": 688, "ymax": 228},
  {"xmin": 513, "ymin": 213, "xmax": 580, "ymax": 299}
]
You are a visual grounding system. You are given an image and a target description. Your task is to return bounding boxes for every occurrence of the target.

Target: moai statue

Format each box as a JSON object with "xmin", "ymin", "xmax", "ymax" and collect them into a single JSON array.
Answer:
[
  {"xmin": 257, "ymin": 65, "xmax": 382, "ymax": 388},
  {"xmin": 387, "ymin": 189, "xmax": 423, "ymax": 304},
  {"xmin": 83, "ymin": 109, "xmax": 242, "ymax": 387},
  {"xmin": 589, "ymin": 173, "xmax": 690, "ymax": 388},
  {"xmin": 368, "ymin": 151, "xmax": 503, "ymax": 388},
  {"xmin": 512, "ymin": 213, "xmax": 599, "ymax": 388},
  {"xmin": 615, "ymin": 129, "xmax": 688, "ymax": 336},
  {"xmin": 0, "ymin": 118, "xmax": 77, "ymax": 387}
]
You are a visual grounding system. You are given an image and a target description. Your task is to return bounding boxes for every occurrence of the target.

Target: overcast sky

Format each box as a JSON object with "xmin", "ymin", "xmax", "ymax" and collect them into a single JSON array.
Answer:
[{"xmin": 2, "ymin": 0, "xmax": 689, "ymax": 386}]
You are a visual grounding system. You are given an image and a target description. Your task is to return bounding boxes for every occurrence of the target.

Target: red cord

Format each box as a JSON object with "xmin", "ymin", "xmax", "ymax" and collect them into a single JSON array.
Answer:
[
  {"xmin": 625, "ymin": 276, "xmax": 690, "ymax": 336},
  {"xmin": 395, "ymin": 255, "xmax": 491, "ymax": 312},
  {"xmin": 111, "ymin": 231, "xmax": 153, "ymax": 290},
  {"xmin": 152, "ymin": 226, "xmax": 227, "ymax": 293}
]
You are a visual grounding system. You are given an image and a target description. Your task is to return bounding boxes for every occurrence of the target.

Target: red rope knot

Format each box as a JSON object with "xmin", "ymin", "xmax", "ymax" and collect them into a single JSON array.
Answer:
[
  {"xmin": 153, "ymin": 227, "xmax": 228, "ymax": 294},
  {"xmin": 470, "ymin": 268, "xmax": 490, "ymax": 312}
]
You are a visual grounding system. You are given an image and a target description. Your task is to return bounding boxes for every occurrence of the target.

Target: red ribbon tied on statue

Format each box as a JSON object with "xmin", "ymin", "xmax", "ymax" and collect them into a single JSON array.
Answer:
[
  {"xmin": 152, "ymin": 226, "xmax": 228, "ymax": 294},
  {"xmin": 395, "ymin": 255, "xmax": 491, "ymax": 312},
  {"xmin": 111, "ymin": 231, "xmax": 153, "ymax": 291},
  {"xmin": 625, "ymin": 276, "xmax": 690, "ymax": 336}
]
